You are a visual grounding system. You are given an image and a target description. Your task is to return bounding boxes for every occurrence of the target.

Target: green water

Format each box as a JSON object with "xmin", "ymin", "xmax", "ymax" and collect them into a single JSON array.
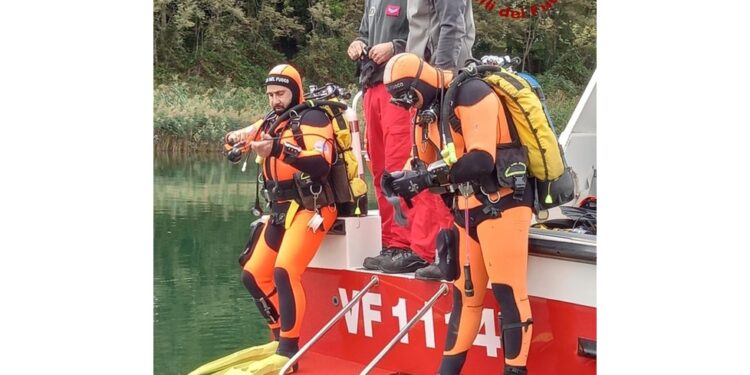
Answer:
[{"xmin": 153, "ymin": 152, "xmax": 377, "ymax": 375}]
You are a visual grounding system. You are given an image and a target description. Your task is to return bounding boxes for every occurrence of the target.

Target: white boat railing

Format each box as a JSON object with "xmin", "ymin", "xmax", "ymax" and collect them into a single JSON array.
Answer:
[
  {"xmin": 278, "ymin": 275, "xmax": 380, "ymax": 375},
  {"xmin": 359, "ymin": 283, "xmax": 450, "ymax": 375}
]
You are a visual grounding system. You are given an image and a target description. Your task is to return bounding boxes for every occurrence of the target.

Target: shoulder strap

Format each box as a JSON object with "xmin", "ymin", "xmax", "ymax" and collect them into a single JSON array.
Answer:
[
  {"xmin": 320, "ymin": 105, "xmax": 349, "ymax": 153},
  {"xmin": 289, "ymin": 104, "xmax": 341, "ymax": 151},
  {"xmin": 288, "ymin": 114, "xmax": 305, "ymax": 149},
  {"xmin": 330, "ymin": 107, "xmax": 347, "ymax": 132},
  {"xmin": 497, "ymin": 96, "xmax": 521, "ymax": 146},
  {"xmin": 445, "ymin": 77, "xmax": 475, "ymax": 136}
]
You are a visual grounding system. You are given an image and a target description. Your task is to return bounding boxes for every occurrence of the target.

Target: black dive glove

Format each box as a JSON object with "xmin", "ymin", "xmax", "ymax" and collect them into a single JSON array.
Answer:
[{"xmin": 388, "ymin": 169, "xmax": 432, "ymax": 200}]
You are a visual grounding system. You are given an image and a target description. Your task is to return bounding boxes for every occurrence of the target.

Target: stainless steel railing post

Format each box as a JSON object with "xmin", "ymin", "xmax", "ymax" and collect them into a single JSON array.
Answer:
[
  {"xmin": 359, "ymin": 283, "xmax": 449, "ymax": 375},
  {"xmin": 279, "ymin": 275, "xmax": 380, "ymax": 375}
]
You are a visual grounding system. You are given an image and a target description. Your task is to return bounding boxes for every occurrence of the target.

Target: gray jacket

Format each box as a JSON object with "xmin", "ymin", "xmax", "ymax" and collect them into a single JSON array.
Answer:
[
  {"xmin": 355, "ymin": 0, "xmax": 409, "ymax": 85},
  {"xmin": 406, "ymin": 0, "xmax": 475, "ymax": 71}
]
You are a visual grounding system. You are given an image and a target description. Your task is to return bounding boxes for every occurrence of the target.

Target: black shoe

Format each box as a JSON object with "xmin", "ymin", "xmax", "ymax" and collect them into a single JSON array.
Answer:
[
  {"xmin": 379, "ymin": 249, "xmax": 429, "ymax": 274},
  {"xmin": 415, "ymin": 263, "xmax": 444, "ymax": 281},
  {"xmin": 363, "ymin": 247, "xmax": 401, "ymax": 270}
]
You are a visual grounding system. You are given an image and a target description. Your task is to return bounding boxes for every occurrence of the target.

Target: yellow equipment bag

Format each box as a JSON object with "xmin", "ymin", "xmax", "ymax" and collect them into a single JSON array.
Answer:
[
  {"xmin": 442, "ymin": 64, "xmax": 574, "ymax": 210},
  {"xmin": 297, "ymin": 84, "xmax": 368, "ymax": 216},
  {"xmin": 319, "ymin": 97, "xmax": 368, "ymax": 216},
  {"xmin": 321, "ymin": 99, "xmax": 368, "ymax": 196},
  {"xmin": 484, "ymin": 71, "xmax": 564, "ymax": 182}
]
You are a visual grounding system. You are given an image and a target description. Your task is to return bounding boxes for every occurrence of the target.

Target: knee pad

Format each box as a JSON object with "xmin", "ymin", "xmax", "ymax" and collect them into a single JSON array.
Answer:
[
  {"xmin": 444, "ymin": 287, "xmax": 463, "ymax": 351},
  {"xmin": 437, "ymin": 227, "xmax": 460, "ymax": 281},
  {"xmin": 238, "ymin": 218, "xmax": 266, "ymax": 266},
  {"xmin": 491, "ymin": 284, "xmax": 532, "ymax": 359},
  {"xmin": 241, "ymin": 270, "xmax": 263, "ymax": 297},
  {"xmin": 273, "ymin": 267, "xmax": 296, "ymax": 332}
]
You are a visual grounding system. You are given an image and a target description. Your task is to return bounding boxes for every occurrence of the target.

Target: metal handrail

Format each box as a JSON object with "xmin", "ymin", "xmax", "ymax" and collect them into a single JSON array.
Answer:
[
  {"xmin": 279, "ymin": 275, "xmax": 380, "ymax": 375},
  {"xmin": 359, "ymin": 283, "xmax": 449, "ymax": 375}
]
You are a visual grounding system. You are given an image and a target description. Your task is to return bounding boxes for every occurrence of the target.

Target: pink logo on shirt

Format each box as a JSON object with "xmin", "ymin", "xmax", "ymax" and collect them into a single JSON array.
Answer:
[{"xmin": 385, "ymin": 4, "xmax": 400, "ymax": 17}]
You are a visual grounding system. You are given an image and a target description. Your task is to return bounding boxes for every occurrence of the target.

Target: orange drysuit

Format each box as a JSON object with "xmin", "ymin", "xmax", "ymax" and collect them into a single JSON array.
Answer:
[
  {"xmin": 384, "ymin": 53, "xmax": 534, "ymax": 375},
  {"xmin": 227, "ymin": 65, "xmax": 338, "ymax": 363}
]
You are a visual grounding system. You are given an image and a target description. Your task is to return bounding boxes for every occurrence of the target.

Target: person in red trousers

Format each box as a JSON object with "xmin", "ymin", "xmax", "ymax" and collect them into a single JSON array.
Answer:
[{"xmin": 347, "ymin": 0, "xmax": 453, "ymax": 275}]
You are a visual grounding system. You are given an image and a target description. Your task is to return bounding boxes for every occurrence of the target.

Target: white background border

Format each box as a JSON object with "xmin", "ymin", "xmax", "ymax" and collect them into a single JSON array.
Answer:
[{"xmin": 2, "ymin": 0, "xmax": 748, "ymax": 373}]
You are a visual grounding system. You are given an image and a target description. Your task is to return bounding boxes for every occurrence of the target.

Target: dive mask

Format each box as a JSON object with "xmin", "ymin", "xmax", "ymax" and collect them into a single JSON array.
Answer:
[
  {"xmin": 387, "ymin": 80, "xmax": 418, "ymax": 109},
  {"xmin": 386, "ymin": 59, "xmax": 426, "ymax": 110}
]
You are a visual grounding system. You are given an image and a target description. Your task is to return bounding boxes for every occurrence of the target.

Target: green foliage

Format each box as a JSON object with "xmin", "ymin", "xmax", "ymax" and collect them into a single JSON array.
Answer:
[
  {"xmin": 542, "ymin": 21, "xmax": 596, "ymax": 86},
  {"xmin": 471, "ymin": 0, "xmax": 596, "ymax": 87},
  {"xmin": 154, "ymin": 82, "xmax": 269, "ymax": 151},
  {"xmin": 292, "ymin": 0, "xmax": 361, "ymax": 85},
  {"xmin": 154, "ymin": 78, "xmax": 582, "ymax": 150},
  {"xmin": 469, "ymin": 0, "xmax": 596, "ymax": 132},
  {"xmin": 536, "ymin": 72, "xmax": 578, "ymax": 96},
  {"xmin": 534, "ymin": 72, "xmax": 581, "ymax": 133},
  {"xmin": 154, "ymin": 0, "xmax": 301, "ymax": 86},
  {"xmin": 154, "ymin": 0, "xmax": 363, "ymax": 87},
  {"xmin": 294, "ymin": 35, "xmax": 357, "ymax": 85},
  {"xmin": 546, "ymin": 89, "xmax": 581, "ymax": 134},
  {"xmin": 154, "ymin": 0, "xmax": 595, "ymax": 149}
]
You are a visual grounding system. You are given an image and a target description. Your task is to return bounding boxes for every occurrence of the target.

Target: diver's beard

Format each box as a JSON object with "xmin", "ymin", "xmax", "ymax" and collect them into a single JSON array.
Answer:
[{"xmin": 273, "ymin": 105, "xmax": 288, "ymax": 114}]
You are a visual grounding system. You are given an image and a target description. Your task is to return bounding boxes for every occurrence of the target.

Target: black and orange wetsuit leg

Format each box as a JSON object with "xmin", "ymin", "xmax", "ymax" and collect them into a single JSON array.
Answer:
[
  {"xmin": 438, "ymin": 206, "xmax": 534, "ymax": 374},
  {"xmin": 256, "ymin": 105, "xmax": 337, "ymax": 359},
  {"xmin": 272, "ymin": 205, "xmax": 337, "ymax": 357},
  {"xmin": 435, "ymin": 74, "xmax": 533, "ymax": 373},
  {"xmin": 439, "ymin": 223, "xmax": 489, "ymax": 374},
  {"xmin": 230, "ymin": 64, "xmax": 342, "ymax": 375},
  {"xmin": 477, "ymin": 206, "xmax": 533, "ymax": 369},
  {"xmin": 384, "ymin": 53, "xmax": 535, "ymax": 374},
  {"xmin": 242, "ymin": 222, "xmax": 284, "ymax": 340}
]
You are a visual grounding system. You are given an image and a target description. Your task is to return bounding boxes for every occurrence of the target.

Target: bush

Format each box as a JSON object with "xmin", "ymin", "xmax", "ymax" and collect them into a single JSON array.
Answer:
[
  {"xmin": 536, "ymin": 72, "xmax": 585, "ymax": 133},
  {"xmin": 294, "ymin": 34, "xmax": 358, "ymax": 87},
  {"xmin": 154, "ymin": 82, "xmax": 270, "ymax": 151}
]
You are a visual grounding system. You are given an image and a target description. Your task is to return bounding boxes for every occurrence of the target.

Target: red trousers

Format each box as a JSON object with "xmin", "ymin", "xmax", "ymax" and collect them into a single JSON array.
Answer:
[{"xmin": 363, "ymin": 83, "xmax": 453, "ymax": 262}]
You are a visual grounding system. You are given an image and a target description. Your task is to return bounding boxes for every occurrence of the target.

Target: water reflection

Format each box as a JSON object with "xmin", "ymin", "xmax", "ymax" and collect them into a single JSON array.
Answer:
[{"xmin": 154, "ymin": 152, "xmax": 376, "ymax": 374}]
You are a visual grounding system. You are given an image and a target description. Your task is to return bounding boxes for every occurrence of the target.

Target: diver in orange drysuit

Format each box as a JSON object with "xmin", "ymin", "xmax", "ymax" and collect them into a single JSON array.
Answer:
[
  {"xmin": 223, "ymin": 64, "xmax": 337, "ymax": 374},
  {"xmin": 382, "ymin": 53, "xmax": 534, "ymax": 375}
]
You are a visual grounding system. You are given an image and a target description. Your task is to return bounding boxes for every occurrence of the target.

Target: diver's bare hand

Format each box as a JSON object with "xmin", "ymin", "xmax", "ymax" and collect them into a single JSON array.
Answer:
[{"xmin": 224, "ymin": 130, "xmax": 242, "ymax": 145}]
